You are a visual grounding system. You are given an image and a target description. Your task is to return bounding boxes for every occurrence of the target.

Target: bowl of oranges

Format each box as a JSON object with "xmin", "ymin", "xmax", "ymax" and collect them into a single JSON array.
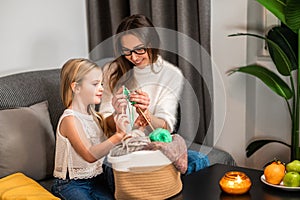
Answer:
[{"xmin": 261, "ymin": 159, "xmax": 300, "ymax": 191}]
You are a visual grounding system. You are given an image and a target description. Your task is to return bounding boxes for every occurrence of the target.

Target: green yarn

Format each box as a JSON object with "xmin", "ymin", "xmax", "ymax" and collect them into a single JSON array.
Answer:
[
  {"xmin": 149, "ymin": 128, "xmax": 172, "ymax": 143},
  {"xmin": 123, "ymin": 87, "xmax": 135, "ymax": 128},
  {"xmin": 123, "ymin": 87, "xmax": 136, "ymax": 105},
  {"xmin": 123, "ymin": 87, "xmax": 130, "ymax": 96}
]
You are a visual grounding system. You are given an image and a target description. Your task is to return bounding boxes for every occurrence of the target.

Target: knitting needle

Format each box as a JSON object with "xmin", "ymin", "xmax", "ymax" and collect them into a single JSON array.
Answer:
[{"xmin": 137, "ymin": 107, "xmax": 155, "ymax": 131}]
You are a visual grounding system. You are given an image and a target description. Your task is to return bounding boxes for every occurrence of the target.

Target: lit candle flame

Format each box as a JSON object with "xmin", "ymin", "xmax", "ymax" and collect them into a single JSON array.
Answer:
[{"xmin": 236, "ymin": 175, "xmax": 242, "ymax": 184}]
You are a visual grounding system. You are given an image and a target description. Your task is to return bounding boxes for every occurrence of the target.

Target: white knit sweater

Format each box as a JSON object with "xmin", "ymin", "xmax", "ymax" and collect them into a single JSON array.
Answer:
[{"xmin": 100, "ymin": 56, "xmax": 184, "ymax": 133}]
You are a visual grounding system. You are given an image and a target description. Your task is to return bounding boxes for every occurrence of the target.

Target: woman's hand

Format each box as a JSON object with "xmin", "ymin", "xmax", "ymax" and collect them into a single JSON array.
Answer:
[
  {"xmin": 134, "ymin": 109, "xmax": 151, "ymax": 128},
  {"xmin": 112, "ymin": 86, "xmax": 127, "ymax": 114},
  {"xmin": 130, "ymin": 89, "xmax": 150, "ymax": 112},
  {"xmin": 130, "ymin": 89, "xmax": 152, "ymax": 129}
]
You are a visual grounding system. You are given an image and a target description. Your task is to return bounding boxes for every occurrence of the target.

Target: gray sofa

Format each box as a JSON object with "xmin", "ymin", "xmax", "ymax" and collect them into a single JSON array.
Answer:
[{"xmin": 0, "ymin": 69, "xmax": 235, "ymax": 192}]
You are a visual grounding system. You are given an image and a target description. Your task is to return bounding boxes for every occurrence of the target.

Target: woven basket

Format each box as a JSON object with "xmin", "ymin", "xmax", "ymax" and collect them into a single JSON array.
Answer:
[{"xmin": 113, "ymin": 164, "xmax": 182, "ymax": 200}]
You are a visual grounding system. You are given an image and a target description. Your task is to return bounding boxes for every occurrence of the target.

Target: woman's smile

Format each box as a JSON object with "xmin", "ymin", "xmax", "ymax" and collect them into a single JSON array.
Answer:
[{"xmin": 121, "ymin": 34, "xmax": 150, "ymax": 68}]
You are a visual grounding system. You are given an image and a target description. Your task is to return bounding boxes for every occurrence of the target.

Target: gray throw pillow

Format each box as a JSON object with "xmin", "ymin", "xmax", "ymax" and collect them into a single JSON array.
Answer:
[{"xmin": 0, "ymin": 101, "xmax": 55, "ymax": 180}]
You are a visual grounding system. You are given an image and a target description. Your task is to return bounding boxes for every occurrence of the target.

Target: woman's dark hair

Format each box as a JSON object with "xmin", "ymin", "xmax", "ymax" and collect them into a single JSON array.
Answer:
[{"xmin": 108, "ymin": 14, "xmax": 160, "ymax": 92}]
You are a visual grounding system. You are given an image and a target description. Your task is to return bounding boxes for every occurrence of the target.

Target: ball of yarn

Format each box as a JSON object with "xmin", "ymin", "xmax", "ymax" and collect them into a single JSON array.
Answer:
[{"xmin": 149, "ymin": 128, "xmax": 172, "ymax": 143}]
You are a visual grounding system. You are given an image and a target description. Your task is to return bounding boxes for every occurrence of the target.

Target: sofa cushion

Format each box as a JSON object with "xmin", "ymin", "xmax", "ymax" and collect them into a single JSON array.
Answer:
[
  {"xmin": 0, "ymin": 172, "xmax": 59, "ymax": 199},
  {"xmin": 0, "ymin": 69, "xmax": 64, "ymax": 132},
  {"xmin": 0, "ymin": 101, "xmax": 55, "ymax": 180}
]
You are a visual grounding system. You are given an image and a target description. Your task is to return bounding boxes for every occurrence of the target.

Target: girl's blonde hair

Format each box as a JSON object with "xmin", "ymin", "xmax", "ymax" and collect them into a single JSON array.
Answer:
[{"xmin": 60, "ymin": 58, "xmax": 112, "ymax": 137}]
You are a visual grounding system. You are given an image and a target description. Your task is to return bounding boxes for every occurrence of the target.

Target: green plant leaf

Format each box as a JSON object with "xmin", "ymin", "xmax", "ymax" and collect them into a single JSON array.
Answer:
[
  {"xmin": 246, "ymin": 139, "xmax": 290, "ymax": 157},
  {"xmin": 229, "ymin": 32, "xmax": 294, "ymax": 76},
  {"xmin": 256, "ymin": 0, "xmax": 286, "ymax": 24},
  {"xmin": 257, "ymin": 0, "xmax": 300, "ymax": 33},
  {"xmin": 267, "ymin": 26, "xmax": 298, "ymax": 71},
  {"xmin": 227, "ymin": 65, "xmax": 293, "ymax": 99},
  {"xmin": 266, "ymin": 40, "xmax": 292, "ymax": 76},
  {"xmin": 285, "ymin": 0, "xmax": 300, "ymax": 33}
]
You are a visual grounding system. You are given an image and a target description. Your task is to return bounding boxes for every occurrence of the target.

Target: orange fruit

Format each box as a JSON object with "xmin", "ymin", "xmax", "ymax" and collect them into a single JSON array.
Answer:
[{"xmin": 264, "ymin": 160, "xmax": 285, "ymax": 185}]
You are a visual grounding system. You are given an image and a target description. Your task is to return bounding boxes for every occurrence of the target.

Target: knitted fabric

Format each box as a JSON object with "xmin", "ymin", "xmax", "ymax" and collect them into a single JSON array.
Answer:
[{"xmin": 143, "ymin": 134, "xmax": 188, "ymax": 174}]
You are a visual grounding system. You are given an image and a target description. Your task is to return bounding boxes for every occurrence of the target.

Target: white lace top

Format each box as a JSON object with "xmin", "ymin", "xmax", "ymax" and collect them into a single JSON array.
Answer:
[{"xmin": 53, "ymin": 109, "xmax": 106, "ymax": 180}]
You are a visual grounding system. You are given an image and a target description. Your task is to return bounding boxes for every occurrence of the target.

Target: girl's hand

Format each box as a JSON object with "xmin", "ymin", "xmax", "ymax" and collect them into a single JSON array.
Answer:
[
  {"xmin": 114, "ymin": 113, "xmax": 129, "ymax": 136},
  {"xmin": 130, "ymin": 89, "xmax": 150, "ymax": 112},
  {"xmin": 112, "ymin": 86, "xmax": 127, "ymax": 114}
]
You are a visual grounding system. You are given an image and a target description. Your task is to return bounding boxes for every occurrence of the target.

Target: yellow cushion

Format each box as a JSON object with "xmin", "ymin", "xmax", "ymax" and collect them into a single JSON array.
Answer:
[{"xmin": 0, "ymin": 172, "xmax": 59, "ymax": 200}]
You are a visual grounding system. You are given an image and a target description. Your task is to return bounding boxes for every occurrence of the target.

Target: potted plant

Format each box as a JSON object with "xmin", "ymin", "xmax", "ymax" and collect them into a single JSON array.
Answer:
[{"xmin": 227, "ymin": 0, "xmax": 300, "ymax": 161}]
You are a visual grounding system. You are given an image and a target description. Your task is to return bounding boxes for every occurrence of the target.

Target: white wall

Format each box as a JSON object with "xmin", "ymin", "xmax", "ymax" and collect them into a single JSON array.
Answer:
[
  {"xmin": 0, "ymin": 0, "xmax": 88, "ymax": 76},
  {"xmin": 1, "ymin": 0, "xmax": 288, "ymax": 168},
  {"xmin": 211, "ymin": 0, "xmax": 248, "ymax": 167},
  {"xmin": 250, "ymin": 59, "xmax": 290, "ymax": 168},
  {"xmin": 212, "ymin": 0, "xmax": 291, "ymax": 168}
]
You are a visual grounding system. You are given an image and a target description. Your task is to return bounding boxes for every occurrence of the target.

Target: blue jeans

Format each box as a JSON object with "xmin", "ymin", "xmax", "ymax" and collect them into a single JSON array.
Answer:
[
  {"xmin": 185, "ymin": 150, "xmax": 210, "ymax": 175},
  {"xmin": 51, "ymin": 172, "xmax": 114, "ymax": 200}
]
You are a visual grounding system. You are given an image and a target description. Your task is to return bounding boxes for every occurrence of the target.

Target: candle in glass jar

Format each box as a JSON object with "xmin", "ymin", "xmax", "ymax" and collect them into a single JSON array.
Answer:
[{"xmin": 219, "ymin": 171, "xmax": 252, "ymax": 195}]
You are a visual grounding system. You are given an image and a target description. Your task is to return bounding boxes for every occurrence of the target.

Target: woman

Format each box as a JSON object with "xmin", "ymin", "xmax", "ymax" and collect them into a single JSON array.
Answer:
[
  {"xmin": 100, "ymin": 14, "xmax": 210, "ymax": 176},
  {"xmin": 100, "ymin": 14, "xmax": 184, "ymax": 134}
]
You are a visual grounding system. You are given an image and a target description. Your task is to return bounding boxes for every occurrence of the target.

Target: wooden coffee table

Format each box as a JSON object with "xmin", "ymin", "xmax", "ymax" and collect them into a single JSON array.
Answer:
[{"xmin": 176, "ymin": 163, "xmax": 300, "ymax": 200}]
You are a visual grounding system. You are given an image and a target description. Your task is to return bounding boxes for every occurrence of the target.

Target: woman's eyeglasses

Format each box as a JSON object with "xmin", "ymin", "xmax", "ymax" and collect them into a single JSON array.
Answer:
[{"xmin": 121, "ymin": 47, "xmax": 147, "ymax": 56}]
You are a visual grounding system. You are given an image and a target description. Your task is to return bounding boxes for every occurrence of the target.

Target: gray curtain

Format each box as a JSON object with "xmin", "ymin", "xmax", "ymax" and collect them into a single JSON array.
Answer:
[{"xmin": 86, "ymin": 0, "xmax": 213, "ymax": 146}]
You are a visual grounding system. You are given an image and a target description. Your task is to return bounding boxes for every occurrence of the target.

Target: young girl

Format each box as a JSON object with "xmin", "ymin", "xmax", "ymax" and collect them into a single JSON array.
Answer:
[{"xmin": 51, "ymin": 58, "xmax": 128, "ymax": 200}]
